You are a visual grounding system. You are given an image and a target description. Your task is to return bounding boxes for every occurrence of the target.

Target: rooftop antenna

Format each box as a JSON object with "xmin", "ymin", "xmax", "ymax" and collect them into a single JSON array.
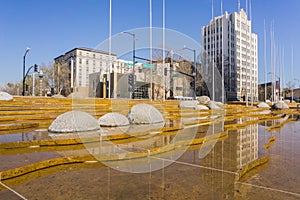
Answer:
[
  {"xmin": 221, "ymin": 0, "xmax": 223, "ymax": 14},
  {"xmin": 246, "ymin": 0, "xmax": 248, "ymax": 17},
  {"xmin": 212, "ymin": 0, "xmax": 214, "ymax": 19},
  {"xmin": 250, "ymin": 0, "xmax": 252, "ymax": 20}
]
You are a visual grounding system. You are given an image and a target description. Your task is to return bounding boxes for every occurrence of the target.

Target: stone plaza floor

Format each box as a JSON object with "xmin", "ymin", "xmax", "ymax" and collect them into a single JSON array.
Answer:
[{"xmin": 0, "ymin": 97, "xmax": 300, "ymax": 199}]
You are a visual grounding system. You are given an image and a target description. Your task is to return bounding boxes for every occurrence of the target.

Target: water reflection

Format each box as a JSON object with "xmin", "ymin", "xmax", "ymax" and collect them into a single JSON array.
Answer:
[{"xmin": 1, "ymin": 115, "xmax": 300, "ymax": 199}]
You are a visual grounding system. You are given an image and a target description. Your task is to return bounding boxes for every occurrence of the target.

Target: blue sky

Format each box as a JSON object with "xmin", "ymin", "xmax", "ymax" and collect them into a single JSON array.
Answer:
[{"xmin": 1, "ymin": 0, "xmax": 299, "ymax": 87}]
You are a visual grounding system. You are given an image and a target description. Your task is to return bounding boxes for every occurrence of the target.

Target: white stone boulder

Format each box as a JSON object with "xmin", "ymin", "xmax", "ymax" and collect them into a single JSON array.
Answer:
[
  {"xmin": 49, "ymin": 111, "xmax": 100, "ymax": 133},
  {"xmin": 257, "ymin": 102, "xmax": 270, "ymax": 108},
  {"xmin": 179, "ymin": 100, "xmax": 198, "ymax": 109},
  {"xmin": 67, "ymin": 92, "xmax": 85, "ymax": 99},
  {"xmin": 207, "ymin": 101, "xmax": 221, "ymax": 110},
  {"xmin": 51, "ymin": 94, "xmax": 66, "ymax": 98},
  {"xmin": 195, "ymin": 105, "xmax": 209, "ymax": 110},
  {"xmin": 0, "ymin": 92, "xmax": 13, "ymax": 101},
  {"xmin": 214, "ymin": 101, "xmax": 225, "ymax": 108},
  {"xmin": 271, "ymin": 102, "xmax": 289, "ymax": 110},
  {"xmin": 127, "ymin": 104, "xmax": 164, "ymax": 124},
  {"xmin": 197, "ymin": 96, "xmax": 210, "ymax": 105},
  {"xmin": 98, "ymin": 112, "xmax": 129, "ymax": 127}
]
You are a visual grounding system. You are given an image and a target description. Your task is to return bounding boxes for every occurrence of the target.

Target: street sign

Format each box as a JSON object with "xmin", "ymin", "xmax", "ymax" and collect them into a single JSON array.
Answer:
[
  {"xmin": 143, "ymin": 63, "xmax": 154, "ymax": 69},
  {"xmin": 124, "ymin": 62, "xmax": 134, "ymax": 67}
]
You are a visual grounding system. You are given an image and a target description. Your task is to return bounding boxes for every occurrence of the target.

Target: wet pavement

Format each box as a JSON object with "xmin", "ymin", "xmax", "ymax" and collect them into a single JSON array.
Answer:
[{"xmin": 0, "ymin": 100, "xmax": 300, "ymax": 199}]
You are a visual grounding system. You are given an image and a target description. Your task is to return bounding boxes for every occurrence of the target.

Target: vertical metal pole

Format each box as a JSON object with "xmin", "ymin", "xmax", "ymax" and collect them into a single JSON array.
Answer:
[
  {"xmin": 212, "ymin": 0, "xmax": 215, "ymax": 101},
  {"xmin": 22, "ymin": 48, "xmax": 30, "ymax": 96},
  {"xmin": 109, "ymin": 0, "xmax": 112, "ymax": 98},
  {"xmin": 150, "ymin": 0, "xmax": 153, "ymax": 101},
  {"xmin": 32, "ymin": 72, "xmax": 35, "ymax": 96},
  {"xmin": 133, "ymin": 34, "xmax": 136, "ymax": 99},
  {"xmin": 220, "ymin": 0, "xmax": 223, "ymax": 101},
  {"xmin": 250, "ymin": 0, "xmax": 253, "ymax": 105},
  {"xmin": 162, "ymin": 0, "xmax": 165, "ymax": 101},
  {"xmin": 279, "ymin": 77, "xmax": 280, "ymax": 101},
  {"xmin": 264, "ymin": 20, "xmax": 267, "ymax": 102},
  {"xmin": 291, "ymin": 46, "xmax": 294, "ymax": 102},
  {"xmin": 22, "ymin": 55, "xmax": 26, "ymax": 96},
  {"xmin": 71, "ymin": 57, "xmax": 74, "ymax": 89},
  {"xmin": 246, "ymin": 27, "xmax": 248, "ymax": 107},
  {"xmin": 39, "ymin": 77, "xmax": 42, "ymax": 96},
  {"xmin": 193, "ymin": 50, "xmax": 196, "ymax": 99}
]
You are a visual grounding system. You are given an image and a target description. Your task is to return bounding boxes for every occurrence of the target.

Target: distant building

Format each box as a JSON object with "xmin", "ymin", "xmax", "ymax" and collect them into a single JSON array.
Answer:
[
  {"xmin": 201, "ymin": 9, "xmax": 258, "ymax": 101},
  {"xmin": 88, "ymin": 61, "xmax": 188, "ymax": 100},
  {"xmin": 55, "ymin": 47, "xmax": 191, "ymax": 99},
  {"xmin": 258, "ymin": 81, "xmax": 280, "ymax": 102},
  {"xmin": 54, "ymin": 47, "xmax": 117, "ymax": 96}
]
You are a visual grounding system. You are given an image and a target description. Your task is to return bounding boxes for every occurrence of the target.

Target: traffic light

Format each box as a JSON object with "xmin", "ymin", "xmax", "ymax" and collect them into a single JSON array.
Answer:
[
  {"xmin": 190, "ymin": 81, "xmax": 195, "ymax": 88},
  {"xmin": 34, "ymin": 64, "xmax": 38, "ymax": 72},
  {"xmin": 128, "ymin": 74, "xmax": 134, "ymax": 85},
  {"xmin": 191, "ymin": 65, "xmax": 195, "ymax": 74},
  {"xmin": 128, "ymin": 74, "xmax": 136, "ymax": 92}
]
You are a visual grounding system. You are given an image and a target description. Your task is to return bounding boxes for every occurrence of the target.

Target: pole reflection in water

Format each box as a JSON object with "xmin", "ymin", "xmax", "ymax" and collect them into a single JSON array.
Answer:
[{"xmin": 2, "ymin": 109, "xmax": 300, "ymax": 199}]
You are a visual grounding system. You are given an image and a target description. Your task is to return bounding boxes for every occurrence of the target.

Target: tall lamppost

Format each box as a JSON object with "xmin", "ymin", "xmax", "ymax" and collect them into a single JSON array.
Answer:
[
  {"xmin": 182, "ymin": 46, "xmax": 196, "ymax": 100},
  {"xmin": 121, "ymin": 31, "xmax": 136, "ymax": 99},
  {"xmin": 22, "ymin": 47, "xmax": 30, "ymax": 96}
]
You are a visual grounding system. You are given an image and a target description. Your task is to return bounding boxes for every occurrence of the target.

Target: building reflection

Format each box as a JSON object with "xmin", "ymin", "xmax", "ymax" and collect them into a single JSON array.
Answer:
[{"xmin": 94, "ymin": 118, "xmax": 262, "ymax": 199}]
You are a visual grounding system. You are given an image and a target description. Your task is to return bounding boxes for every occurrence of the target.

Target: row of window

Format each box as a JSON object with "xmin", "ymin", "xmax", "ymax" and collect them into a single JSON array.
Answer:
[
  {"xmin": 78, "ymin": 51, "xmax": 116, "ymax": 60},
  {"xmin": 203, "ymin": 26, "xmax": 223, "ymax": 36}
]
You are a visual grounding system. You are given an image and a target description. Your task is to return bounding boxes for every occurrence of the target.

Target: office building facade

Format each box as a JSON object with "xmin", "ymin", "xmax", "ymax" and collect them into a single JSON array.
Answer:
[
  {"xmin": 201, "ymin": 9, "xmax": 258, "ymax": 101},
  {"xmin": 54, "ymin": 47, "xmax": 117, "ymax": 96}
]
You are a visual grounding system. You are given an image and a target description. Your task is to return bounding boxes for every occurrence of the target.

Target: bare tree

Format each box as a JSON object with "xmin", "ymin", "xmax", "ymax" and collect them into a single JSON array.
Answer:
[
  {"xmin": 0, "ymin": 82, "xmax": 22, "ymax": 95},
  {"xmin": 39, "ymin": 62, "xmax": 54, "ymax": 94},
  {"xmin": 54, "ymin": 61, "xmax": 71, "ymax": 95}
]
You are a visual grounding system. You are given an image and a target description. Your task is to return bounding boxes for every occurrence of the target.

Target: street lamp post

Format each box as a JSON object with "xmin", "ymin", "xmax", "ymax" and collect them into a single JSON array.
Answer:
[
  {"xmin": 121, "ymin": 31, "xmax": 136, "ymax": 99},
  {"xmin": 22, "ymin": 47, "xmax": 30, "ymax": 96},
  {"xmin": 183, "ymin": 46, "xmax": 196, "ymax": 100}
]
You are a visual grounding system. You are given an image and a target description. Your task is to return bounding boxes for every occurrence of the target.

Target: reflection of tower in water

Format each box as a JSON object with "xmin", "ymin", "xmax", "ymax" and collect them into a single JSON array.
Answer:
[
  {"xmin": 237, "ymin": 118, "xmax": 259, "ymax": 169},
  {"xmin": 198, "ymin": 118, "xmax": 259, "ymax": 198}
]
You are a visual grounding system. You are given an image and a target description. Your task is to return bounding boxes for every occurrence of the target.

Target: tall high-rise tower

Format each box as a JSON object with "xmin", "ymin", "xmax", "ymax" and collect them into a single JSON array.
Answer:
[{"xmin": 201, "ymin": 9, "xmax": 258, "ymax": 101}]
